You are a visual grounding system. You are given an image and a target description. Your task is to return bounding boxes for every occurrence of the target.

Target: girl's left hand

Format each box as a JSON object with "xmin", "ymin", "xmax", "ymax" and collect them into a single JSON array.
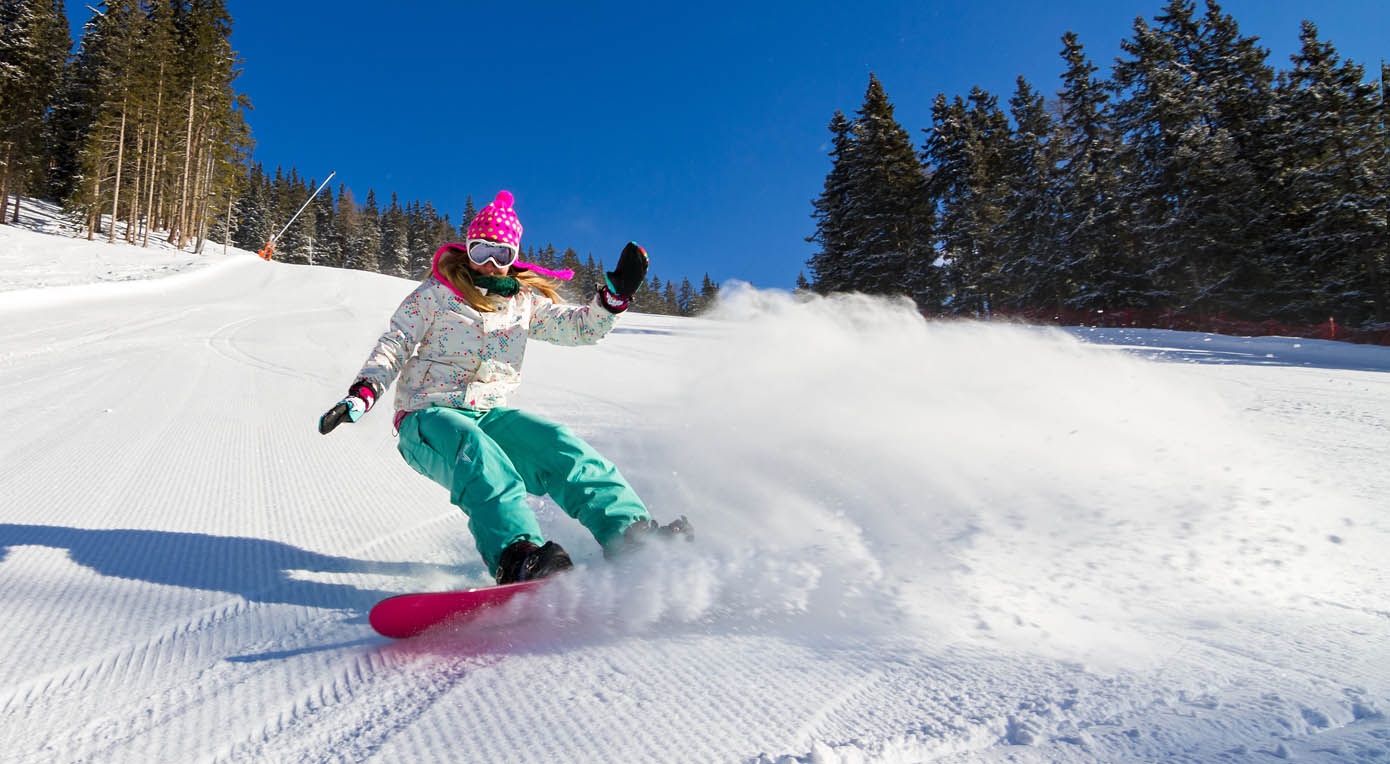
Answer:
[
  {"xmin": 605, "ymin": 242, "xmax": 649, "ymax": 297},
  {"xmin": 600, "ymin": 242, "xmax": 649, "ymax": 313}
]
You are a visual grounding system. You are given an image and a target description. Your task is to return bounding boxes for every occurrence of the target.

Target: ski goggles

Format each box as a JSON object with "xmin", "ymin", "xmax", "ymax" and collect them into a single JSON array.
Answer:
[{"xmin": 466, "ymin": 239, "xmax": 519, "ymax": 268}]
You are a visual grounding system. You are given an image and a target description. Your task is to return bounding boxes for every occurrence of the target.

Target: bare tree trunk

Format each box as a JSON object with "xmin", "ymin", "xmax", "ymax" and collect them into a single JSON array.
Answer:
[
  {"xmin": 190, "ymin": 140, "xmax": 207, "ymax": 253},
  {"xmin": 0, "ymin": 142, "xmax": 12, "ymax": 225},
  {"xmin": 129, "ymin": 123, "xmax": 143, "ymax": 244},
  {"xmin": 109, "ymin": 98, "xmax": 128, "ymax": 244},
  {"xmin": 143, "ymin": 142, "xmax": 158, "ymax": 247},
  {"xmin": 143, "ymin": 64, "xmax": 165, "ymax": 248},
  {"xmin": 175, "ymin": 79, "xmax": 196, "ymax": 249},
  {"xmin": 156, "ymin": 152, "xmax": 170, "ymax": 241},
  {"xmin": 88, "ymin": 173, "xmax": 100, "ymax": 240},
  {"xmin": 199, "ymin": 152, "xmax": 214, "ymax": 253}
]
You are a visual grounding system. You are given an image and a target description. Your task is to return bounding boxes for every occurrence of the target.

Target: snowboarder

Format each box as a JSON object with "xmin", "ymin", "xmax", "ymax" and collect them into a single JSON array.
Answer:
[{"xmin": 318, "ymin": 190, "xmax": 688, "ymax": 584}]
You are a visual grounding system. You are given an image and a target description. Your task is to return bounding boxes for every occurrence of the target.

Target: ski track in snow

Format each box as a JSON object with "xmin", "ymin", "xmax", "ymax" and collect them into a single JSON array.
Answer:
[{"xmin": 1, "ymin": 212, "xmax": 1388, "ymax": 762}]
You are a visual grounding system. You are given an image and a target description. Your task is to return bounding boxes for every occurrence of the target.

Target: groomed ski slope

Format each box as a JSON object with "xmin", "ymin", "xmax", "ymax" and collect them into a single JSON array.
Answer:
[{"xmin": 1, "ymin": 206, "xmax": 1388, "ymax": 763}]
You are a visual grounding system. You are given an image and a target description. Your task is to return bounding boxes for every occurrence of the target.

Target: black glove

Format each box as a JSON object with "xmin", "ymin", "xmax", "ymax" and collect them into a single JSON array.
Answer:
[
  {"xmin": 318, "ymin": 378, "xmax": 382, "ymax": 434},
  {"xmin": 600, "ymin": 242, "xmax": 649, "ymax": 313}
]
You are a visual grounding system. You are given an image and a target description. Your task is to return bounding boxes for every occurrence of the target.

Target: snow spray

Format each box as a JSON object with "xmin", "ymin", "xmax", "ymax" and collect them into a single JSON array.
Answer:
[{"xmin": 532, "ymin": 284, "xmax": 1363, "ymax": 669}]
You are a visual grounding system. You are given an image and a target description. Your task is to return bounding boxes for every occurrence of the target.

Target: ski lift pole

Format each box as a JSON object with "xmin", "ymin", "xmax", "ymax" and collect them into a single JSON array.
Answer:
[{"xmin": 259, "ymin": 170, "xmax": 336, "ymax": 260}]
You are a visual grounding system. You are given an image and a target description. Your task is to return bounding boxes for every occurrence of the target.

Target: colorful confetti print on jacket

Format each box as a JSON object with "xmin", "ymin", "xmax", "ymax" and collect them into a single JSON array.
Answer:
[{"xmin": 355, "ymin": 277, "xmax": 617, "ymax": 414}]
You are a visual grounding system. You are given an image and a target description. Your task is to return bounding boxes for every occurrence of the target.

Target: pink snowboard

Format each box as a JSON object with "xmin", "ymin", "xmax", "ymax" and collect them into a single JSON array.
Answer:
[{"xmin": 370, "ymin": 579, "xmax": 549, "ymax": 639}]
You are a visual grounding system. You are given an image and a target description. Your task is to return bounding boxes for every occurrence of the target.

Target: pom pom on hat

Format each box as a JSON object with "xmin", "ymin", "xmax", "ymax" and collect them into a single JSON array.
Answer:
[{"xmin": 466, "ymin": 189, "xmax": 523, "ymax": 251}]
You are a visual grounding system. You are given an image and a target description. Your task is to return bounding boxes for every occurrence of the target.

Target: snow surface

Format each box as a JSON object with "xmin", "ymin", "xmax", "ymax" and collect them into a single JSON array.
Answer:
[{"xmin": 1, "ymin": 198, "xmax": 1388, "ymax": 762}]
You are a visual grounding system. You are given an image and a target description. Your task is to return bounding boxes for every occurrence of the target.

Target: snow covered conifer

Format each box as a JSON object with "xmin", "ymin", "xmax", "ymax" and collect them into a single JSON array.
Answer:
[
  {"xmin": 1109, "ymin": 1, "xmax": 1276, "ymax": 314},
  {"xmin": 1265, "ymin": 22, "xmax": 1387, "ymax": 325},
  {"xmin": 996, "ymin": 76, "xmax": 1067, "ymax": 309},
  {"xmin": 378, "ymin": 193, "xmax": 411, "ymax": 279},
  {"xmin": 230, "ymin": 162, "xmax": 270, "ymax": 250},
  {"xmin": 846, "ymin": 75, "xmax": 934, "ymax": 303},
  {"xmin": 677, "ymin": 277, "xmax": 697, "ymax": 316},
  {"xmin": 353, "ymin": 189, "xmax": 382, "ymax": 273},
  {"xmin": 699, "ymin": 273, "xmax": 719, "ymax": 311},
  {"xmin": 275, "ymin": 171, "xmax": 315, "ymax": 264},
  {"xmin": 311, "ymin": 183, "xmax": 338, "ymax": 267},
  {"xmin": 1053, "ymin": 30, "xmax": 1131, "ymax": 311},
  {"xmin": 461, "ymin": 194, "xmax": 476, "ymax": 232},
  {"xmin": 812, "ymin": 76, "xmax": 933, "ymax": 306},
  {"xmin": 923, "ymin": 87, "xmax": 1012, "ymax": 314},
  {"xmin": 0, "ymin": 0, "xmax": 69, "ymax": 221},
  {"xmin": 807, "ymin": 110, "xmax": 855, "ymax": 294},
  {"xmin": 335, "ymin": 184, "xmax": 363, "ymax": 270}
]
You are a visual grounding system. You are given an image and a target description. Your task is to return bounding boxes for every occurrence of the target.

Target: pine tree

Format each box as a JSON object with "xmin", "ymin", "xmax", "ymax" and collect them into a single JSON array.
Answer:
[
  {"xmin": 1188, "ymin": 1, "xmax": 1278, "ymax": 314},
  {"xmin": 130, "ymin": 0, "xmax": 176, "ymax": 246},
  {"xmin": 642, "ymin": 274, "xmax": 663, "ymax": 313},
  {"xmin": 1110, "ymin": 0, "xmax": 1275, "ymax": 314},
  {"xmin": 699, "ymin": 273, "xmax": 719, "ymax": 310},
  {"xmin": 811, "ymin": 76, "xmax": 934, "ymax": 305},
  {"xmin": 461, "ymin": 194, "xmax": 476, "ymax": 232},
  {"xmin": 354, "ymin": 188, "xmax": 382, "ymax": 273},
  {"xmin": 335, "ymin": 184, "xmax": 364, "ymax": 270},
  {"xmin": 432, "ymin": 210, "xmax": 456, "ymax": 259},
  {"xmin": 379, "ymin": 192, "xmax": 410, "ymax": 278},
  {"xmin": 1054, "ymin": 30, "xmax": 1132, "ymax": 311},
  {"xmin": 996, "ymin": 76, "xmax": 1068, "ymax": 308},
  {"xmin": 404, "ymin": 200, "xmax": 425, "ymax": 277},
  {"xmin": 277, "ymin": 172, "xmax": 315, "ymax": 263},
  {"xmin": 1379, "ymin": 62, "xmax": 1390, "ymax": 320},
  {"xmin": 308, "ymin": 182, "xmax": 335, "ymax": 266},
  {"xmin": 677, "ymin": 277, "xmax": 697, "ymax": 315},
  {"xmin": 581, "ymin": 253, "xmax": 599, "ymax": 300},
  {"xmin": 662, "ymin": 280, "xmax": 679, "ymax": 315},
  {"xmin": 806, "ymin": 110, "xmax": 854, "ymax": 293},
  {"xmin": 165, "ymin": 0, "xmax": 249, "ymax": 250},
  {"xmin": 922, "ymin": 93, "xmax": 969, "ymax": 304},
  {"xmin": 62, "ymin": 0, "xmax": 143, "ymax": 238},
  {"xmin": 849, "ymin": 75, "xmax": 934, "ymax": 301},
  {"xmin": 53, "ymin": 0, "xmax": 248, "ymax": 248},
  {"xmin": 403, "ymin": 201, "xmax": 451, "ymax": 277},
  {"xmin": 44, "ymin": 6, "xmax": 94, "ymax": 204},
  {"xmin": 558, "ymin": 246, "xmax": 583, "ymax": 300},
  {"xmin": 230, "ymin": 161, "xmax": 269, "ymax": 249},
  {"xmin": 0, "ymin": 0, "xmax": 69, "ymax": 221},
  {"xmin": 923, "ymin": 87, "xmax": 1014, "ymax": 313},
  {"xmin": 1265, "ymin": 22, "xmax": 1386, "ymax": 324}
]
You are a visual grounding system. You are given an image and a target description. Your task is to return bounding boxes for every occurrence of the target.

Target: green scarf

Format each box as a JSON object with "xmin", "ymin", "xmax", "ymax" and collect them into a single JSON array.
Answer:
[{"xmin": 472, "ymin": 275, "xmax": 520, "ymax": 297}]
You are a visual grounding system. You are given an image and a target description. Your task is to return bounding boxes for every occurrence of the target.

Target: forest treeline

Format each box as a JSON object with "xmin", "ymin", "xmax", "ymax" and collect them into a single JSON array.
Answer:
[
  {"xmin": 806, "ymin": 0, "xmax": 1389, "ymax": 327},
  {"xmin": 2, "ymin": 0, "xmax": 247, "ymax": 252},
  {"xmin": 0, "ymin": 0, "xmax": 714, "ymax": 315},
  {"xmin": 232, "ymin": 165, "xmax": 721, "ymax": 313}
]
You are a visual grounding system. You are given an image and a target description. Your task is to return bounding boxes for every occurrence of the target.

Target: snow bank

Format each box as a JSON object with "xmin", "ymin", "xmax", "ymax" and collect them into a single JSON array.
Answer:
[{"xmin": 0, "ymin": 199, "xmax": 234, "ymax": 301}]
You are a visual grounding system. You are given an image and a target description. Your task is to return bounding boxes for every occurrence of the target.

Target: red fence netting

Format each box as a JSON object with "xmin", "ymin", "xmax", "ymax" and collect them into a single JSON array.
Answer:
[{"xmin": 980, "ymin": 308, "xmax": 1390, "ymax": 347}]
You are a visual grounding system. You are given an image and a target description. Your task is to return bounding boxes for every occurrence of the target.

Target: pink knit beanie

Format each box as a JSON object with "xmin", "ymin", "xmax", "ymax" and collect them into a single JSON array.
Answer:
[{"xmin": 467, "ymin": 190, "xmax": 523, "ymax": 251}]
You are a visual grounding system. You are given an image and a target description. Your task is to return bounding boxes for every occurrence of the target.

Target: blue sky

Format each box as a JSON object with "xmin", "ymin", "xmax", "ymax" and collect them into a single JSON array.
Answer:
[{"xmin": 75, "ymin": 1, "xmax": 1388, "ymax": 289}]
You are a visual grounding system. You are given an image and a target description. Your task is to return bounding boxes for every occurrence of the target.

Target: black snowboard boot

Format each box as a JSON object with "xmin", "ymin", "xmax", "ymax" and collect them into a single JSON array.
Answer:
[
  {"xmin": 495, "ymin": 540, "xmax": 574, "ymax": 585},
  {"xmin": 605, "ymin": 515, "xmax": 694, "ymax": 559}
]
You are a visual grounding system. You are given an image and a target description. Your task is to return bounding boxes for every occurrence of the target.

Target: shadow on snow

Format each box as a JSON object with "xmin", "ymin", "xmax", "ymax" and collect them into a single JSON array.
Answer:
[{"xmin": 0, "ymin": 523, "xmax": 476, "ymax": 614}]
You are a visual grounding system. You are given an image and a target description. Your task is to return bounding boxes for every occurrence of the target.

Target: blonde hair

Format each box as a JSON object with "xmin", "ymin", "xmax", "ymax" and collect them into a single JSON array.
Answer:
[{"xmin": 435, "ymin": 248, "xmax": 563, "ymax": 312}]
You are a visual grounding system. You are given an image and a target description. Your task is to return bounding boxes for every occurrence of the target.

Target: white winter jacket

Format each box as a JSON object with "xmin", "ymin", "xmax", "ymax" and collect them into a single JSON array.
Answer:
[{"xmin": 355, "ymin": 275, "xmax": 617, "ymax": 414}]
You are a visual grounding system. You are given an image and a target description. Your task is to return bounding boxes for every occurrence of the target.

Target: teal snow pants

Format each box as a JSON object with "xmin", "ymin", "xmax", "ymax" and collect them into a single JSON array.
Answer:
[{"xmin": 396, "ymin": 406, "xmax": 650, "ymax": 574}]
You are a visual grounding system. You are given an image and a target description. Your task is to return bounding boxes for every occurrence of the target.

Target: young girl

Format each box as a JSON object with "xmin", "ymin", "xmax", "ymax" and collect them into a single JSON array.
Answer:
[{"xmin": 319, "ymin": 190, "xmax": 687, "ymax": 584}]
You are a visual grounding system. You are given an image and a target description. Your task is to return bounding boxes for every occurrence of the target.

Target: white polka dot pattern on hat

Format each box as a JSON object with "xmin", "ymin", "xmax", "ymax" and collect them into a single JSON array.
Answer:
[{"xmin": 467, "ymin": 190, "xmax": 523, "ymax": 249}]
